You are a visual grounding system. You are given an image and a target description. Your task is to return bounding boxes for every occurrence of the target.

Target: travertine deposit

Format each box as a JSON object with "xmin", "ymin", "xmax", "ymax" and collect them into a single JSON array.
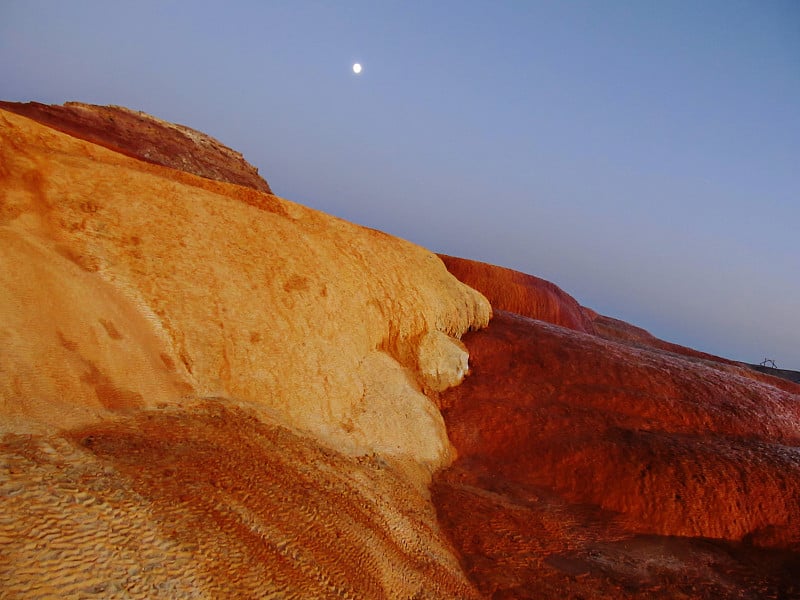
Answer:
[
  {"xmin": 0, "ymin": 107, "xmax": 489, "ymax": 469},
  {"xmin": 2, "ymin": 102, "xmax": 799, "ymax": 599},
  {"xmin": 1, "ymin": 400, "xmax": 480, "ymax": 598},
  {"xmin": 434, "ymin": 307, "xmax": 800, "ymax": 597},
  {"xmin": 0, "ymin": 105, "xmax": 490, "ymax": 598}
]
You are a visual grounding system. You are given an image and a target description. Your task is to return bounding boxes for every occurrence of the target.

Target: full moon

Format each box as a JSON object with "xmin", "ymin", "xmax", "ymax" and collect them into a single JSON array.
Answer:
[{"xmin": 352, "ymin": 63, "xmax": 362, "ymax": 74}]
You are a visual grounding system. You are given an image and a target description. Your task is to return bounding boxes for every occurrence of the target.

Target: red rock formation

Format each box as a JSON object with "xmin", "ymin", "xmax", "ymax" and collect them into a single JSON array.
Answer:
[
  {"xmin": 589, "ymin": 310, "xmax": 734, "ymax": 363},
  {"xmin": 0, "ymin": 100, "xmax": 272, "ymax": 193},
  {"xmin": 433, "ymin": 310, "xmax": 800, "ymax": 597},
  {"xmin": 439, "ymin": 254, "xmax": 596, "ymax": 334},
  {"xmin": 588, "ymin": 311, "xmax": 800, "ymax": 395},
  {"xmin": 440, "ymin": 254, "xmax": 799, "ymax": 395}
]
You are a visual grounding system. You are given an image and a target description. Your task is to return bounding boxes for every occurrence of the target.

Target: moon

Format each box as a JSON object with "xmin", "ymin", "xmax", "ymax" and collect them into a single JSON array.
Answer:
[{"xmin": 352, "ymin": 63, "xmax": 362, "ymax": 74}]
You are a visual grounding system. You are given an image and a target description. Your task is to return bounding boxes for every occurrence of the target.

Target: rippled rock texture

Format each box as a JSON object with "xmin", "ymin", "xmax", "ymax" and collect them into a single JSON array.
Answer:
[{"xmin": 2, "ymin": 400, "xmax": 479, "ymax": 598}]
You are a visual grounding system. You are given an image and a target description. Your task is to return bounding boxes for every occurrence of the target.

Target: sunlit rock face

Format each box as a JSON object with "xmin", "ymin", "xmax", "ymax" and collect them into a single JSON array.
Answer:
[
  {"xmin": 0, "ymin": 105, "xmax": 489, "ymax": 598},
  {"xmin": 0, "ymin": 107, "xmax": 489, "ymax": 469},
  {"xmin": 439, "ymin": 254, "xmax": 596, "ymax": 334},
  {"xmin": 433, "ymin": 309, "xmax": 800, "ymax": 598}
]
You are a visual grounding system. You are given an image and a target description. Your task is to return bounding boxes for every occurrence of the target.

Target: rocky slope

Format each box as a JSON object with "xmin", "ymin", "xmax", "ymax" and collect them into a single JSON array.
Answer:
[
  {"xmin": 432, "ymin": 273, "xmax": 800, "ymax": 597},
  {"xmin": 444, "ymin": 254, "xmax": 800, "ymax": 394},
  {"xmin": 0, "ymin": 105, "xmax": 489, "ymax": 598},
  {"xmin": 2, "ymin": 103, "xmax": 798, "ymax": 599},
  {"xmin": 439, "ymin": 254, "xmax": 596, "ymax": 334}
]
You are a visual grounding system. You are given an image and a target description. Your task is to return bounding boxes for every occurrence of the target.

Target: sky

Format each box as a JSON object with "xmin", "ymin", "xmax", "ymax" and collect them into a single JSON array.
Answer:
[{"xmin": 1, "ymin": 1, "xmax": 798, "ymax": 368}]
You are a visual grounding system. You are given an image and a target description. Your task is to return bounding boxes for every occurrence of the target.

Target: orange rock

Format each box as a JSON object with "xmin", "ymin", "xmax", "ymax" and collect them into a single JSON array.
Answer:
[
  {"xmin": 0, "ymin": 107, "xmax": 490, "ymax": 473},
  {"xmin": 1, "ymin": 401, "xmax": 481, "ymax": 598},
  {"xmin": 0, "ymin": 104, "xmax": 490, "ymax": 598}
]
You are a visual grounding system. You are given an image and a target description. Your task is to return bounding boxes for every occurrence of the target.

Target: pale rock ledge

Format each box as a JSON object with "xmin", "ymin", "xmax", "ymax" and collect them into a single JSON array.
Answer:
[{"xmin": 0, "ymin": 108, "xmax": 491, "ymax": 476}]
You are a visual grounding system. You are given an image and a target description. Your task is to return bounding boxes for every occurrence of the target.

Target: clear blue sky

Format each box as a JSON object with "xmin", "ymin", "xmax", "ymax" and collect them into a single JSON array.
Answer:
[{"xmin": 2, "ymin": 1, "xmax": 798, "ymax": 368}]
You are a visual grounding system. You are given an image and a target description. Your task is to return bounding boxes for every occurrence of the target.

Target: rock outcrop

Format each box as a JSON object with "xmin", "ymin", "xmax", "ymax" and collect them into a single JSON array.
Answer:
[
  {"xmin": 439, "ymin": 254, "xmax": 596, "ymax": 334},
  {"xmin": 441, "ymin": 254, "xmax": 799, "ymax": 395},
  {"xmin": 433, "ymin": 305, "xmax": 800, "ymax": 596},
  {"xmin": 3, "ymin": 101, "xmax": 799, "ymax": 599},
  {"xmin": 0, "ymin": 106, "xmax": 490, "ymax": 598},
  {"xmin": 0, "ymin": 107, "xmax": 489, "ymax": 469},
  {"xmin": 0, "ymin": 101, "xmax": 272, "ymax": 193}
]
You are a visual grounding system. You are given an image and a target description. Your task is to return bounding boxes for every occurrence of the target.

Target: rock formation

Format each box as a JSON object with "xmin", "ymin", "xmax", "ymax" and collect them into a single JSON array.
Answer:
[
  {"xmin": 0, "ymin": 106, "xmax": 489, "ymax": 466},
  {"xmin": 2, "ymin": 103, "xmax": 799, "ymax": 599},
  {"xmin": 432, "ymin": 279, "xmax": 800, "ymax": 597},
  {"xmin": 0, "ymin": 101, "xmax": 272, "ymax": 193},
  {"xmin": 439, "ymin": 254, "xmax": 596, "ymax": 334},
  {"xmin": 442, "ymin": 254, "xmax": 800, "ymax": 394},
  {"xmin": 0, "ymin": 105, "xmax": 489, "ymax": 598}
]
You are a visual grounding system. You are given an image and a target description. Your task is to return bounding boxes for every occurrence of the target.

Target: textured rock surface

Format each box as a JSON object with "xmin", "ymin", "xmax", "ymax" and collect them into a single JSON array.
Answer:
[
  {"xmin": 587, "ymin": 310, "xmax": 800, "ymax": 395},
  {"xmin": 0, "ymin": 105, "xmax": 490, "ymax": 597},
  {"xmin": 0, "ymin": 101, "xmax": 272, "ymax": 193},
  {"xmin": 1, "ymin": 400, "xmax": 480, "ymax": 599},
  {"xmin": 439, "ymin": 254, "xmax": 596, "ymax": 334},
  {"xmin": 0, "ymin": 107, "xmax": 489, "ymax": 472},
  {"xmin": 5, "ymin": 101, "xmax": 800, "ymax": 599},
  {"xmin": 433, "ymin": 310, "xmax": 800, "ymax": 597},
  {"xmin": 440, "ymin": 254, "xmax": 798, "ymax": 395}
]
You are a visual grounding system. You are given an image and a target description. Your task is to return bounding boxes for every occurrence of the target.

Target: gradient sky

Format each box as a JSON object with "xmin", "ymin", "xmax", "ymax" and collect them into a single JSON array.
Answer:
[{"xmin": 2, "ymin": 1, "xmax": 798, "ymax": 368}]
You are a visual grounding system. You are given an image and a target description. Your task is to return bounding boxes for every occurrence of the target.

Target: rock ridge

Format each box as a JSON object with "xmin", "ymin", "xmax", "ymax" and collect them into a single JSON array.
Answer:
[
  {"xmin": 0, "ymin": 106, "xmax": 490, "ymax": 473},
  {"xmin": 0, "ymin": 100, "xmax": 272, "ymax": 193}
]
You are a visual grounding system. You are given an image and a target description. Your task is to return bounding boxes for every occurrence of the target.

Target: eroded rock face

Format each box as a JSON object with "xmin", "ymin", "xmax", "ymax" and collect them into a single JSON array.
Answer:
[
  {"xmin": 440, "ymin": 254, "xmax": 799, "ymax": 395},
  {"xmin": 433, "ymin": 310, "xmax": 800, "ymax": 597},
  {"xmin": 439, "ymin": 254, "xmax": 596, "ymax": 334},
  {"xmin": 0, "ymin": 104, "xmax": 491, "ymax": 598},
  {"xmin": 0, "ymin": 107, "xmax": 491, "ymax": 470},
  {"xmin": 0, "ymin": 101, "xmax": 272, "ymax": 193}
]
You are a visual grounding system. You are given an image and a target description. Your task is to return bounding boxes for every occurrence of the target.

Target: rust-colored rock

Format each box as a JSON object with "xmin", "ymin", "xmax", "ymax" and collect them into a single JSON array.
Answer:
[
  {"xmin": 439, "ymin": 254, "xmax": 596, "ymax": 334},
  {"xmin": 588, "ymin": 310, "xmax": 735, "ymax": 364},
  {"xmin": 439, "ymin": 254, "xmax": 798, "ymax": 395},
  {"xmin": 587, "ymin": 310, "xmax": 800, "ymax": 394},
  {"xmin": 434, "ymin": 310, "xmax": 800, "ymax": 597},
  {"xmin": 0, "ymin": 100, "xmax": 272, "ymax": 192}
]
